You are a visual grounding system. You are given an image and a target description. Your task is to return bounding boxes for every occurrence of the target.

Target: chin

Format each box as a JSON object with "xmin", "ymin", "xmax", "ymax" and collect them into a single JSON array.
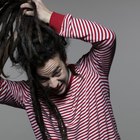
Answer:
[
  {"xmin": 57, "ymin": 86, "xmax": 66, "ymax": 95},
  {"xmin": 57, "ymin": 91, "xmax": 65, "ymax": 96}
]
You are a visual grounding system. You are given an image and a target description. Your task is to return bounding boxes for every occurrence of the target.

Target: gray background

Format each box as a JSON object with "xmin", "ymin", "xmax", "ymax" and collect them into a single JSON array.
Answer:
[{"xmin": 0, "ymin": 0, "xmax": 140, "ymax": 139}]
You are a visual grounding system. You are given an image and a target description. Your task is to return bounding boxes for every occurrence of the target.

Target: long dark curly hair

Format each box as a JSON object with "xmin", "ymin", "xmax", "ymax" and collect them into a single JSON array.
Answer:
[{"xmin": 0, "ymin": 0, "xmax": 67, "ymax": 139}]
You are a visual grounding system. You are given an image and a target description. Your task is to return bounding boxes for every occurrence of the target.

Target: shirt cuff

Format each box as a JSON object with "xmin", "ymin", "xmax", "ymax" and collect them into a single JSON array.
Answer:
[{"xmin": 49, "ymin": 12, "xmax": 65, "ymax": 33}]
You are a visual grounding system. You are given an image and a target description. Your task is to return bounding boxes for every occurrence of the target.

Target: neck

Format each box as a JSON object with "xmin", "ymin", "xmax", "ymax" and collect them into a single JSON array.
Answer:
[{"xmin": 68, "ymin": 68, "xmax": 72, "ymax": 84}]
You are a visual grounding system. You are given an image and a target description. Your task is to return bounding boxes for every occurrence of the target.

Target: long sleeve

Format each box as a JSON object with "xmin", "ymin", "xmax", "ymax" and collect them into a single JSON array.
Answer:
[
  {"xmin": 0, "ymin": 77, "xmax": 28, "ymax": 108},
  {"xmin": 50, "ymin": 12, "xmax": 116, "ymax": 76}
]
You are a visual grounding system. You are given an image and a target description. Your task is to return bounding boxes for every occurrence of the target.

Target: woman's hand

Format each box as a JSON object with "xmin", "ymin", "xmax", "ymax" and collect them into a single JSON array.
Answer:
[{"xmin": 20, "ymin": 0, "xmax": 53, "ymax": 24}]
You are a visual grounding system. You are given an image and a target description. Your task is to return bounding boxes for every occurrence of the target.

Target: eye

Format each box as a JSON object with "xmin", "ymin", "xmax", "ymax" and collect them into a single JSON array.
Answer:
[
  {"xmin": 40, "ymin": 79, "xmax": 47, "ymax": 83},
  {"xmin": 53, "ymin": 69, "xmax": 61, "ymax": 77},
  {"xmin": 38, "ymin": 76, "xmax": 49, "ymax": 84}
]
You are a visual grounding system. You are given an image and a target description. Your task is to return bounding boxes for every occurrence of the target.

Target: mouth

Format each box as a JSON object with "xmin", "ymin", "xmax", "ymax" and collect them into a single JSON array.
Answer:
[
  {"xmin": 47, "ymin": 84, "xmax": 65, "ymax": 95},
  {"xmin": 58, "ymin": 84, "xmax": 64, "ymax": 92}
]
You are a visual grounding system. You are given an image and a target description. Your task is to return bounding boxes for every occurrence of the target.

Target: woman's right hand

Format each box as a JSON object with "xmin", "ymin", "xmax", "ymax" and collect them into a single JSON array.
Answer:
[{"xmin": 20, "ymin": 0, "xmax": 53, "ymax": 24}]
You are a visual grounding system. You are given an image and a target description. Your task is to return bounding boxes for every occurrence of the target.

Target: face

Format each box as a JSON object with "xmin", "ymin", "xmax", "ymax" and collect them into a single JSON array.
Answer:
[{"xmin": 37, "ymin": 54, "xmax": 69, "ymax": 95}]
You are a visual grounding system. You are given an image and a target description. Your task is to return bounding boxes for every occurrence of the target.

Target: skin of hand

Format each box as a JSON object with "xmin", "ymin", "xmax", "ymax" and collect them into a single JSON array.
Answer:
[{"xmin": 20, "ymin": 0, "xmax": 53, "ymax": 24}]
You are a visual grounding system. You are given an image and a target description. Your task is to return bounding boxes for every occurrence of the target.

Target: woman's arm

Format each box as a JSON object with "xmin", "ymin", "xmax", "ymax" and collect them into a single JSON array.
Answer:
[{"xmin": 21, "ymin": 0, "xmax": 116, "ymax": 76}]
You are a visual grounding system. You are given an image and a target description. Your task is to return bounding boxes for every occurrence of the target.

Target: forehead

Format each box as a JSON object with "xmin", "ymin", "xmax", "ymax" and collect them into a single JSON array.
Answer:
[{"xmin": 37, "ymin": 54, "xmax": 63, "ymax": 76}]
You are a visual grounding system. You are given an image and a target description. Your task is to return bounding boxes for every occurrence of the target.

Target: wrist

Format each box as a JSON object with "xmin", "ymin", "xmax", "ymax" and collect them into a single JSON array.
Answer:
[
  {"xmin": 42, "ymin": 10, "xmax": 53, "ymax": 24},
  {"xmin": 49, "ymin": 12, "xmax": 65, "ymax": 33}
]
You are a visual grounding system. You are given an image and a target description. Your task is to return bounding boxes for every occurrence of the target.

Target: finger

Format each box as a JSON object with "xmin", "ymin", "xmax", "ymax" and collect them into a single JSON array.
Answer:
[
  {"xmin": 23, "ymin": 10, "xmax": 34, "ymax": 16},
  {"xmin": 20, "ymin": 3, "xmax": 33, "ymax": 10}
]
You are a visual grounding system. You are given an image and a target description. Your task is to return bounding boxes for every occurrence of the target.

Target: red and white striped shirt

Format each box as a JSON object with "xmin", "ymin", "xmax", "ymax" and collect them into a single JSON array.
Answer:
[{"xmin": 0, "ymin": 12, "xmax": 120, "ymax": 139}]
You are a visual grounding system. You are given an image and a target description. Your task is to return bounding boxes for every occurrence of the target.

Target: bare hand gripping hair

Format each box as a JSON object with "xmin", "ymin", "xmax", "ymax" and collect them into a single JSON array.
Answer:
[{"xmin": 0, "ymin": 0, "xmax": 67, "ymax": 139}]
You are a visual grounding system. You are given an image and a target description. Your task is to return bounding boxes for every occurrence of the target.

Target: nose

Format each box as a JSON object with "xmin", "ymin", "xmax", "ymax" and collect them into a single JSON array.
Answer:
[{"xmin": 48, "ymin": 77, "xmax": 59, "ymax": 89}]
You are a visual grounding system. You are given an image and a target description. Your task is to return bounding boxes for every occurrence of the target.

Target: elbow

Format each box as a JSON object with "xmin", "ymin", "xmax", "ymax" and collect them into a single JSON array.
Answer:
[
  {"xmin": 106, "ymin": 30, "xmax": 116, "ymax": 48},
  {"xmin": 110, "ymin": 30, "xmax": 116, "ymax": 44}
]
